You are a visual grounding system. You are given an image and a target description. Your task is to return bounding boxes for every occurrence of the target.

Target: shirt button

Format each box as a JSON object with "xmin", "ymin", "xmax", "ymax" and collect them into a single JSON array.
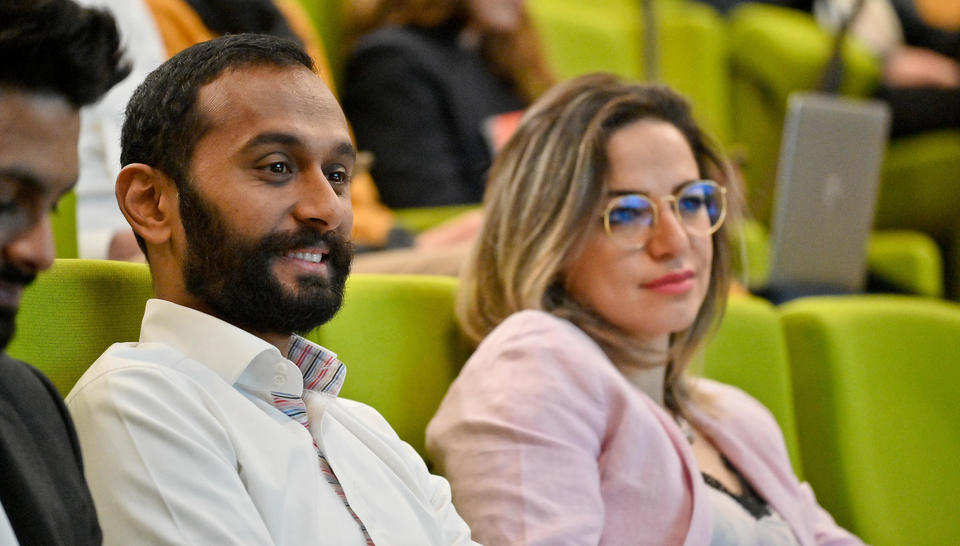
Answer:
[
  {"xmin": 274, "ymin": 362, "xmax": 287, "ymax": 373},
  {"xmin": 273, "ymin": 374, "xmax": 285, "ymax": 386}
]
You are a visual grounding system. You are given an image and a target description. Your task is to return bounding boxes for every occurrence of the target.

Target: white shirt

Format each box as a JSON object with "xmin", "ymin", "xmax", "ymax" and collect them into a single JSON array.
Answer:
[
  {"xmin": 66, "ymin": 299, "xmax": 475, "ymax": 545},
  {"xmin": 0, "ymin": 505, "xmax": 18, "ymax": 546}
]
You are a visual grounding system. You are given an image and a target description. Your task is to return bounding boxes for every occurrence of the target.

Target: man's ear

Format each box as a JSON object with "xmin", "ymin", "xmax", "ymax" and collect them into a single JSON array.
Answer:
[{"xmin": 115, "ymin": 163, "xmax": 178, "ymax": 247}]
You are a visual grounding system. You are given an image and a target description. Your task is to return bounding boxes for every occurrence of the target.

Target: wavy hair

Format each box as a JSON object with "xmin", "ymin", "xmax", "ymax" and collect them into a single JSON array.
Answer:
[{"xmin": 458, "ymin": 73, "xmax": 741, "ymax": 414}]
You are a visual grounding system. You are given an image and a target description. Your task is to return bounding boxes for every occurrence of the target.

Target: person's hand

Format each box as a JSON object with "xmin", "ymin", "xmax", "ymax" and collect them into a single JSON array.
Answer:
[
  {"xmin": 107, "ymin": 228, "xmax": 146, "ymax": 262},
  {"xmin": 414, "ymin": 209, "xmax": 484, "ymax": 250},
  {"xmin": 884, "ymin": 45, "xmax": 960, "ymax": 88}
]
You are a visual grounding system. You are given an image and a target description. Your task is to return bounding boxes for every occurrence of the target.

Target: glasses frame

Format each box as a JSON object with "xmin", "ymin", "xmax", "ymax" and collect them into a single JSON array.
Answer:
[{"xmin": 601, "ymin": 179, "xmax": 727, "ymax": 250}]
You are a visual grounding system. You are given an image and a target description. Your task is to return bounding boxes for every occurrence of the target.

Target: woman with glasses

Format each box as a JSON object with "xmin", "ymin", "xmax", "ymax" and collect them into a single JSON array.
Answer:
[{"xmin": 426, "ymin": 73, "xmax": 861, "ymax": 545}]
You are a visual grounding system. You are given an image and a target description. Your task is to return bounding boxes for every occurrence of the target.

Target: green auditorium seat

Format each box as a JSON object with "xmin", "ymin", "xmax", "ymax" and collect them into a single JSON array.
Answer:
[
  {"xmin": 528, "ymin": 0, "xmax": 732, "ymax": 143},
  {"xmin": 301, "ymin": 274, "xmax": 470, "ymax": 460},
  {"xmin": 7, "ymin": 259, "xmax": 152, "ymax": 396},
  {"xmin": 295, "ymin": 0, "xmax": 346, "ymax": 86},
  {"xmin": 392, "ymin": 203, "xmax": 481, "ymax": 234},
  {"xmin": 733, "ymin": 219, "xmax": 944, "ymax": 298},
  {"xmin": 51, "ymin": 191, "xmax": 78, "ymax": 259},
  {"xmin": 780, "ymin": 295, "xmax": 960, "ymax": 544},
  {"xmin": 700, "ymin": 294, "xmax": 802, "ymax": 475}
]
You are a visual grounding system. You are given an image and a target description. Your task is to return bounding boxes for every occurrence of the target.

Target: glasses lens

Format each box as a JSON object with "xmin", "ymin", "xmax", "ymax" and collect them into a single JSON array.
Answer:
[
  {"xmin": 605, "ymin": 194, "xmax": 655, "ymax": 247},
  {"xmin": 676, "ymin": 181, "xmax": 724, "ymax": 235}
]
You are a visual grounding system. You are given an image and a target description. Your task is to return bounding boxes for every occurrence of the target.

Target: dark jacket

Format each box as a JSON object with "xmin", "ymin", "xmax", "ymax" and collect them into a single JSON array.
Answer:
[
  {"xmin": 344, "ymin": 24, "xmax": 526, "ymax": 208},
  {"xmin": 0, "ymin": 355, "xmax": 100, "ymax": 545}
]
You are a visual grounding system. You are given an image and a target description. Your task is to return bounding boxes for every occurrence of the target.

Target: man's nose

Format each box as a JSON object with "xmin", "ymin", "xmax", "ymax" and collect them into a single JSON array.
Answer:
[
  {"xmin": 4, "ymin": 215, "xmax": 56, "ymax": 275},
  {"xmin": 292, "ymin": 168, "xmax": 349, "ymax": 232}
]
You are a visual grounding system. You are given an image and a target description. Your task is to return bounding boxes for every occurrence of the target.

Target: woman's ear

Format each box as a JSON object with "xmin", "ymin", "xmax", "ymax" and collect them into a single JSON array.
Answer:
[{"xmin": 115, "ymin": 163, "xmax": 178, "ymax": 248}]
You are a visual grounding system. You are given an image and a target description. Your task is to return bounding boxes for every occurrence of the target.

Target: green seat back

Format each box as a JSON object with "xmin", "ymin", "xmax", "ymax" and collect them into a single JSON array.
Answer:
[
  {"xmin": 527, "ymin": 0, "xmax": 731, "ymax": 143},
  {"xmin": 392, "ymin": 203, "xmax": 481, "ymax": 233},
  {"xmin": 51, "ymin": 191, "xmax": 78, "ymax": 259},
  {"xmin": 700, "ymin": 294, "xmax": 802, "ymax": 475},
  {"xmin": 295, "ymin": 0, "xmax": 346, "ymax": 87},
  {"xmin": 780, "ymin": 296, "xmax": 960, "ymax": 544},
  {"xmin": 733, "ymin": 218, "xmax": 944, "ymax": 298},
  {"xmin": 306, "ymin": 274, "xmax": 470, "ymax": 459},
  {"xmin": 867, "ymin": 230, "xmax": 944, "ymax": 298},
  {"xmin": 7, "ymin": 259, "xmax": 152, "ymax": 396}
]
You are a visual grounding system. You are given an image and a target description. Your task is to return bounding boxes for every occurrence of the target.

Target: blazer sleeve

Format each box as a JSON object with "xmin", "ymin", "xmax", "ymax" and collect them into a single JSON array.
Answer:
[
  {"xmin": 800, "ymin": 482, "xmax": 865, "ymax": 546},
  {"xmin": 426, "ymin": 313, "xmax": 613, "ymax": 545}
]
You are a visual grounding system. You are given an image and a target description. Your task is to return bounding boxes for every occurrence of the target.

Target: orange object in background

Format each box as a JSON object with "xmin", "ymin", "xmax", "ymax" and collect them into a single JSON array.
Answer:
[{"xmin": 914, "ymin": 0, "xmax": 960, "ymax": 30}]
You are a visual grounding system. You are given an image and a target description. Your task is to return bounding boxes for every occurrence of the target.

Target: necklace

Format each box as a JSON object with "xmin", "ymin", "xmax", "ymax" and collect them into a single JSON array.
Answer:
[{"xmin": 675, "ymin": 413, "xmax": 695, "ymax": 444}]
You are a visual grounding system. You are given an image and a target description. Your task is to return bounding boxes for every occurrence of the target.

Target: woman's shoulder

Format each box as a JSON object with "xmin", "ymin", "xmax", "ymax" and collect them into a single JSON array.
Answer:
[
  {"xmin": 691, "ymin": 379, "xmax": 779, "ymax": 427},
  {"xmin": 480, "ymin": 310, "xmax": 606, "ymax": 359},
  {"xmin": 464, "ymin": 310, "xmax": 620, "ymax": 398},
  {"xmin": 690, "ymin": 379, "xmax": 790, "ymax": 458}
]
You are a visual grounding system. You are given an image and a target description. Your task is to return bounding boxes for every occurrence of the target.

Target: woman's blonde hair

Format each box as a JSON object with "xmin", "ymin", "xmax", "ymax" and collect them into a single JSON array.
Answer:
[
  {"xmin": 458, "ymin": 73, "xmax": 740, "ymax": 414},
  {"xmin": 348, "ymin": 0, "xmax": 553, "ymax": 101}
]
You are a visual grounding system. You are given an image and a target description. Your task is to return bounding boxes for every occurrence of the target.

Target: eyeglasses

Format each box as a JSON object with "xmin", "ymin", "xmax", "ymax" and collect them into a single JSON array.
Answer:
[{"xmin": 601, "ymin": 179, "xmax": 727, "ymax": 250}]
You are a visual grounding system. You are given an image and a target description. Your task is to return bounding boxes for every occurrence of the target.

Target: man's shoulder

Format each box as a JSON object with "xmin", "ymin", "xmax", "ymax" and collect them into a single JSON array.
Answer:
[{"xmin": 67, "ymin": 340, "xmax": 211, "ymax": 402}]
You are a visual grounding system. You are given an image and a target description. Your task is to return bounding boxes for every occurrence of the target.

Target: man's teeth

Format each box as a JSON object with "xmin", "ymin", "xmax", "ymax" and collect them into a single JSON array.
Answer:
[{"xmin": 288, "ymin": 251, "xmax": 324, "ymax": 263}]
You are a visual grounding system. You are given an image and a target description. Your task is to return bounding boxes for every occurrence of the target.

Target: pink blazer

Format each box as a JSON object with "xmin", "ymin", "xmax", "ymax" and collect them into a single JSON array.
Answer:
[{"xmin": 426, "ymin": 310, "xmax": 861, "ymax": 545}]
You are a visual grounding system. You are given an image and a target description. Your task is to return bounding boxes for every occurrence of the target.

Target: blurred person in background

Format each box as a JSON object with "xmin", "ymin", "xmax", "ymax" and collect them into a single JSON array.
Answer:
[
  {"xmin": 0, "ymin": 0, "xmax": 127, "ymax": 543},
  {"xmin": 343, "ymin": 0, "xmax": 554, "ymax": 208},
  {"xmin": 815, "ymin": 0, "xmax": 960, "ymax": 137},
  {"xmin": 698, "ymin": 0, "xmax": 960, "ymax": 137},
  {"xmin": 427, "ymin": 73, "xmax": 863, "ymax": 544}
]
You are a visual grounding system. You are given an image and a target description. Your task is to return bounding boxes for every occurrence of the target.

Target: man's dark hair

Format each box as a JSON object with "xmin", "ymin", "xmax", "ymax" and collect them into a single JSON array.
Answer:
[
  {"xmin": 0, "ymin": 0, "xmax": 129, "ymax": 107},
  {"xmin": 120, "ymin": 33, "xmax": 315, "ymax": 255}
]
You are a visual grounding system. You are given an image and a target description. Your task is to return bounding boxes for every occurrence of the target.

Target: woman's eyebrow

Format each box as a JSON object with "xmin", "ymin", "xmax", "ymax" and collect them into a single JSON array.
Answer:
[{"xmin": 606, "ymin": 179, "xmax": 702, "ymax": 198}]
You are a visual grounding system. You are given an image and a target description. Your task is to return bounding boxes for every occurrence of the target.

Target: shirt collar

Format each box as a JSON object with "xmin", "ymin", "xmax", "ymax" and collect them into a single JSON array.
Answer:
[
  {"xmin": 139, "ymin": 299, "xmax": 279, "ymax": 386},
  {"xmin": 285, "ymin": 334, "xmax": 346, "ymax": 396},
  {"xmin": 138, "ymin": 299, "xmax": 346, "ymax": 398}
]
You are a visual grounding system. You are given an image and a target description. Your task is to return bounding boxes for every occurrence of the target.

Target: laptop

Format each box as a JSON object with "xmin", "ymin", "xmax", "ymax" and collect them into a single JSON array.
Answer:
[{"xmin": 765, "ymin": 91, "xmax": 891, "ymax": 295}]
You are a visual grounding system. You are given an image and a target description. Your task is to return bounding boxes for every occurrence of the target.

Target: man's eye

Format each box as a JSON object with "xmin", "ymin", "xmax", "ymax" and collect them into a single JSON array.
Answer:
[
  {"xmin": 267, "ymin": 162, "xmax": 291, "ymax": 175},
  {"xmin": 326, "ymin": 170, "xmax": 348, "ymax": 184}
]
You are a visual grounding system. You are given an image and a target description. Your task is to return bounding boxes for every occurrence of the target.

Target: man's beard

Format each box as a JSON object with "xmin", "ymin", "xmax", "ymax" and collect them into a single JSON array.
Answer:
[
  {"xmin": 0, "ymin": 265, "xmax": 36, "ymax": 351},
  {"xmin": 179, "ymin": 181, "xmax": 353, "ymax": 336}
]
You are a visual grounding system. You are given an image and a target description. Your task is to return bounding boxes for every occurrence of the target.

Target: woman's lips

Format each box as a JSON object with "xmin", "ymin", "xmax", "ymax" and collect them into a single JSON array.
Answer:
[{"xmin": 642, "ymin": 270, "xmax": 695, "ymax": 294}]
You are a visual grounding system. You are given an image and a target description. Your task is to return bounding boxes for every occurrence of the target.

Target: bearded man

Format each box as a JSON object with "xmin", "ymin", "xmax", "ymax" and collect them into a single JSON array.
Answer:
[{"xmin": 66, "ymin": 33, "xmax": 474, "ymax": 545}]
